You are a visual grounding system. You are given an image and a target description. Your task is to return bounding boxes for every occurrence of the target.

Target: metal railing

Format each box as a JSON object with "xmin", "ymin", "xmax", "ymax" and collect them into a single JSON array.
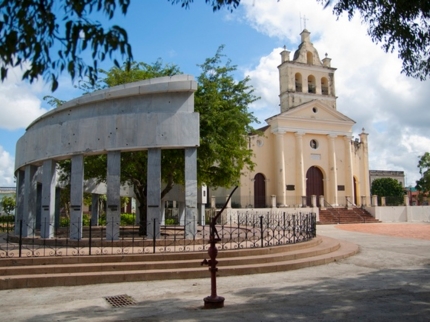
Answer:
[
  {"xmin": 0, "ymin": 212, "xmax": 316, "ymax": 258},
  {"xmin": 345, "ymin": 199, "xmax": 365, "ymax": 223},
  {"xmin": 322, "ymin": 200, "xmax": 339, "ymax": 224}
]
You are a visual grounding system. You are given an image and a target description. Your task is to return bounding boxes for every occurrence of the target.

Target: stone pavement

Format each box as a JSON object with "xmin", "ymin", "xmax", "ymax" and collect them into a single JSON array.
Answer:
[{"xmin": 0, "ymin": 223, "xmax": 429, "ymax": 321}]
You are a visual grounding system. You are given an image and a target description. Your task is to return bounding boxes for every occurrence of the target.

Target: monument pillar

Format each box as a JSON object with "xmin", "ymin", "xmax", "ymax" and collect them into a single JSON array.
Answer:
[
  {"xmin": 41, "ymin": 159, "xmax": 56, "ymax": 238},
  {"xmin": 14, "ymin": 169, "xmax": 25, "ymax": 235},
  {"xmin": 70, "ymin": 155, "xmax": 84, "ymax": 240},
  {"xmin": 106, "ymin": 151, "xmax": 121, "ymax": 240},
  {"xmin": 22, "ymin": 165, "xmax": 38, "ymax": 237},
  {"xmin": 91, "ymin": 194, "xmax": 100, "ymax": 226},
  {"xmin": 185, "ymin": 148, "xmax": 197, "ymax": 238},
  {"xmin": 147, "ymin": 148, "xmax": 161, "ymax": 239}
]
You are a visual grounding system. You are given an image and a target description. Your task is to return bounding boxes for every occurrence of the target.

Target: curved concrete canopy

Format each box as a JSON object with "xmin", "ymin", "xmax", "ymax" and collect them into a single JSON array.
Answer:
[{"xmin": 15, "ymin": 75, "xmax": 199, "ymax": 172}]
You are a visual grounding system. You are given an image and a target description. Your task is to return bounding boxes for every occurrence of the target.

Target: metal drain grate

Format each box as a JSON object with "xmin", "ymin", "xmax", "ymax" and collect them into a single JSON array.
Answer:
[{"xmin": 104, "ymin": 294, "xmax": 137, "ymax": 308}]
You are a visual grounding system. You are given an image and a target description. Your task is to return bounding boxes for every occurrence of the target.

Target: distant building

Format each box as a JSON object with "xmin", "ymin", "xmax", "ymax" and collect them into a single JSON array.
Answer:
[{"xmin": 369, "ymin": 170, "xmax": 405, "ymax": 188}]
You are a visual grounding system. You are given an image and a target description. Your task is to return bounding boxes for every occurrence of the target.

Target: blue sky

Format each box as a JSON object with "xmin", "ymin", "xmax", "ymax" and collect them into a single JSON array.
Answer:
[{"xmin": 1, "ymin": 0, "xmax": 429, "ymax": 187}]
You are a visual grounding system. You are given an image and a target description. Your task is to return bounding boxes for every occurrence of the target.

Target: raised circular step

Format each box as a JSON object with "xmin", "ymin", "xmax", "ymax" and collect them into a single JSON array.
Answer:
[{"xmin": 0, "ymin": 236, "xmax": 358, "ymax": 290}]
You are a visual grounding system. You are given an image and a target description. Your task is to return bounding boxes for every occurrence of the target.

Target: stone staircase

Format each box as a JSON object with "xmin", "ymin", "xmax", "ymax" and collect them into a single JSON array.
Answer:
[
  {"xmin": 0, "ymin": 235, "xmax": 358, "ymax": 290},
  {"xmin": 319, "ymin": 208, "xmax": 381, "ymax": 224}
]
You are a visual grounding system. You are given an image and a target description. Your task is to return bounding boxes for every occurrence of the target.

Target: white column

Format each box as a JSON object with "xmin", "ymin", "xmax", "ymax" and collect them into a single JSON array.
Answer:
[
  {"xmin": 344, "ymin": 136, "xmax": 354, "ymax": 202},
  {"xmin": 311, "ymin": 195, "xmax": 317, "ymax": 207},
  {"xmin": 70, "ymin": 155, "xmax": 84, "ymax": 240},
  {"xmin": 359, "ymin": 130, "xmax": 370, "ymax": 201},
  {"xmin": 106, "ymin": 151, "xmax": 121, "ymax": 240},
  {"xmin": 147, "ymin": 148, "xmax": 161, "ymax": 239},
  {"xmin": 319, "ymin": 195, "xmax": 326, "ymax": 209},
  {"xmin": 372, "ymin": 195, "xmax": 378, "ymax": 207},
  {"xmin": 404, "ymin": 195, "xmax": 409, "ymax": 206},
  {"xmin": 271, "ymin": 195, "xmax": 277, "ymax": 208},
  {"xmin": 41, "ymin": 159, "xmax": 56, "ymax": 238},
  {"xmin": 328, "ymin": 134, "xmax": 338, "ymax": 206},
  {"xmin": 275, "ymin": 131, "xmax": 286, "ymax": 206},
  {"xmin": 295, "ymin": 132, "xmax": 306, "ymax": 204}
]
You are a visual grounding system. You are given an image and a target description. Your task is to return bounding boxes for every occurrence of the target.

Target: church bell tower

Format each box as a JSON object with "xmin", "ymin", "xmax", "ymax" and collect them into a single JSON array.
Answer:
[{"xmin": 278, "ymin": 29, "xmax": 337, "ymax": 113}]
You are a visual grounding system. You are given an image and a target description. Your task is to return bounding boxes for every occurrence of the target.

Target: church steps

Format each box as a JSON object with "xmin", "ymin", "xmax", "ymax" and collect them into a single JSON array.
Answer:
[
  {"xmin": 318, "ymin": 208, "xmax": 381, "ymax": 224},
  {"xmin": 0, "ymin": 236, "xmax": 358, "ymax": 290}
]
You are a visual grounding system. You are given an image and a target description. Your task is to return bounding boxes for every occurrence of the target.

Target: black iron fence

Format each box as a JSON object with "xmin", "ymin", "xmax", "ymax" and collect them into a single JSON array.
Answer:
[{"xmin": 0, "ymin": 212, "xmax": 316, "ymax": 258}]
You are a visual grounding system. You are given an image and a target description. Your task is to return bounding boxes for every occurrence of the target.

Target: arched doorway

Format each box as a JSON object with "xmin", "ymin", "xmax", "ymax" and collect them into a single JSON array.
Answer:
[
  {"xmin": 254, "ymin": 173, "xmax": 266, "ymax": 208},
  {"xmin": 306, "ymin": 166, "xmax": 324, "ymax": 206}
]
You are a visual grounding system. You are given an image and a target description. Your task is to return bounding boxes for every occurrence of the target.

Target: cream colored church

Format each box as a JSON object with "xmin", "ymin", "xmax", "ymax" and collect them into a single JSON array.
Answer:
[{"xmin": 234, "ymin": 29, "xmax": 370, "ymax": 208}]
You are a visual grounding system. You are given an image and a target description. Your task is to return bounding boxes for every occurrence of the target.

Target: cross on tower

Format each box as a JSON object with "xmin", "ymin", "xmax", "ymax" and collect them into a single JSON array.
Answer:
[{"xmin": 300, "ymin": 14, "xmax": 309, "ymax": 30}]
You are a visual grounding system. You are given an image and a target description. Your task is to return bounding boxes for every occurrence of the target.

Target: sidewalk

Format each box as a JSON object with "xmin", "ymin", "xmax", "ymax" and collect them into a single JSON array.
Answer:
[{"xmin": 0, "ymin": 223, "xmax": 429, "ymax": 321}]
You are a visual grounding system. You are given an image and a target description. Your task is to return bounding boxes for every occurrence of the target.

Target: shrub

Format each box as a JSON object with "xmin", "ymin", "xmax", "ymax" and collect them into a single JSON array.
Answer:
[
  {"xmin": 120, "ymin": 213, "xmax": 136, "ymax": 225},
  {"xmin": 165, "ymin": 218, "xmax": 178, "ymax": 225},
  {"xmin": 0, "ymin": 215, "xmax": 14, "ymax": 223}
]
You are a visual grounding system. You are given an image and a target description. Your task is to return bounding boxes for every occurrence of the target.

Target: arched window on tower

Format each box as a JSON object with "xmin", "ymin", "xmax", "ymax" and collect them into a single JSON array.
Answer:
[
  {"xmin": 295, "ymin": 73, "xmax": 302, "ymax": 92},
  {"xmin": 307, "ymin": 51, "xmax": 313, "ymax": 64},
  {"xmin": 308, "ymin": 75, "xmax": 316, "ymax": 93},
  {"xmin": 321, "ymin": 77, "xmax": 329, "ymax": 95}
]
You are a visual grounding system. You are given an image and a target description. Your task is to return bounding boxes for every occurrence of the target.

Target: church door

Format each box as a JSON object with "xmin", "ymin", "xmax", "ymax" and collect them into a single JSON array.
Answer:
[
  {"xmin": 254, "ymin": 173, "xmax": 266, "ymax": 208},
  {"xmin": 306, "ymin": 166, "xmax": 324, "ymax": 206}
]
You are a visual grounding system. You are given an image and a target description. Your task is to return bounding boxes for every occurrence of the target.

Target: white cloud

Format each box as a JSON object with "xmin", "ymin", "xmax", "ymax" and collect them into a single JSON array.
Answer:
[
  {"xmin": 245, "ymin": 48, "xmax": 281, "ymax": 120},
  {"xmin": 0, "ymin": 146, "xmax": 15, "ymax": 186},
  {"xmin": 0, "ymin": 65, "xmax": 48, "ymax": 130},
  {"xmin": 239, "ymin": 0, "xmax": 430, "ymax": 186}
]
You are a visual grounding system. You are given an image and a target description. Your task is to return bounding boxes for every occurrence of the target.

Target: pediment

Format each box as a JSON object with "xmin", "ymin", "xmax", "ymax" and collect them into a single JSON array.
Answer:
[{"xmin": 266, "ymin": 100, "xmax": 355, "ymax": 135}]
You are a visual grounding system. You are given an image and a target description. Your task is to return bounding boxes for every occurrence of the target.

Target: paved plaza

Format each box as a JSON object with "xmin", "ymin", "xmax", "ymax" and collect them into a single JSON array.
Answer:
[{"xmin": 0, "ymin": 223, "xmax": 429, "ymax": 321}]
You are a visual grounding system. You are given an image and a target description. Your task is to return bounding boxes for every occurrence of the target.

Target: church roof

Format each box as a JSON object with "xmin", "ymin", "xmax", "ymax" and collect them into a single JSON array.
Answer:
[{"xmin": 266, "ymin": 100, "xmax": 355, "ymax": 135}]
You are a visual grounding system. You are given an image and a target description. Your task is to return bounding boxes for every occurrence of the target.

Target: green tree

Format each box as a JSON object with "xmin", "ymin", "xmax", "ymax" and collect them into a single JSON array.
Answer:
[
  {"xmin": 1, "ymin": 195, "xmax": 16, "ymax": 216},
  {"xmin": 0, "ymin": 0, "xmax": 133, "ymax": 91},
  {"xmin": 2, "ymin": 0, "xmax": 427, "ymax": 90},
  {"xmin": 319, "ymin": 0, "xmax": 430, "ymax": 80},
  {"xmin": 184, "ymin": 0, "xmax": 430, "ymax": 80},
  {"xmin": 416, "ymin": 152, "xmax": 430, "ymax": 202},
  {"xmin": 58, "ymin": 48, "xmax": 258, "ymax": 235},
  {"xmin": 0, "ymin": 0, "xmax": 239, "ymax": 91},
  {"xmin": 371, "ymin": 177, "xmax": 405, "ymax": 206}
]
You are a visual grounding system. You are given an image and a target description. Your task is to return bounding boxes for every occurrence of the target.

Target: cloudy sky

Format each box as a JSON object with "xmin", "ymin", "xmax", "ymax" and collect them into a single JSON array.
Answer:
[{"xmin": 1, "ymin": 0, "xmax": 429, "ymax": 187}]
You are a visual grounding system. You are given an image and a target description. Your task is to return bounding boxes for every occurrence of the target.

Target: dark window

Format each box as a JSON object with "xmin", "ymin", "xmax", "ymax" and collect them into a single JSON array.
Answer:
[
  {"xmin": 286, "ymin": 185, "xmax": 295, "ymax": 191},
  {"xmin": 337, "ymin": 185, "xmax": 345, "ymax": 191}
]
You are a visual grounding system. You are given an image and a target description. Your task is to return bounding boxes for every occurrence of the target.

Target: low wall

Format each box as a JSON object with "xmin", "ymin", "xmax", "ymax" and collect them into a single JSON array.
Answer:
[
  {"xmin": 365, "ymin": 206, "xmax": 430, "ymax": 223},
  {"xmin": 223, "ymin": 207, "xmax": 319, "ymax": 224}
]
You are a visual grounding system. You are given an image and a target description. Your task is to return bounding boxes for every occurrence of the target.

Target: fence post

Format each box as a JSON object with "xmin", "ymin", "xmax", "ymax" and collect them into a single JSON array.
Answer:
[
  {"xmin": 259, "ymin": 215, "xmax": 264, "ymax": 248},
  {"xmin": 19, "ymin": 219, "xmax": 23, "ymax": 258},
  {"xmin": 153, "ymin": 218, "xmax": 156, "ymax": 254},
  {"xmin": 89, "ymin": 220, "xmax": 92, "ymax": 255},
  {"xmin": 292, "ymin": 214, "xmax": 296, "ymax": 243}
]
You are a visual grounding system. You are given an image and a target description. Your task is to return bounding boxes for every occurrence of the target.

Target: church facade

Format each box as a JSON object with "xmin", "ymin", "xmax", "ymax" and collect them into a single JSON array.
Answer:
[{"xmin": 236, "ymin": 30, "xmax": 370, "ymax": 208}]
